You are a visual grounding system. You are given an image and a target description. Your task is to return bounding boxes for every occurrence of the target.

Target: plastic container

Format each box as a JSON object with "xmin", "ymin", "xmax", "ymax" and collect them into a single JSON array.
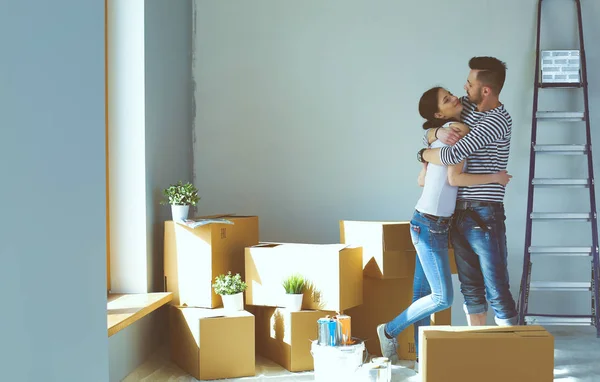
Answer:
[{"xmin": 310, "ymin": 340, "xmax": 366, "ymax": 382}]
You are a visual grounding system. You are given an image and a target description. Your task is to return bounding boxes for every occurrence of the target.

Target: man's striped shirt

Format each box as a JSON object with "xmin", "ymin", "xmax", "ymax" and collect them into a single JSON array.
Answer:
[{"xmin": 438, "ymin": 97, "xmax": 512, "ymax": 203}]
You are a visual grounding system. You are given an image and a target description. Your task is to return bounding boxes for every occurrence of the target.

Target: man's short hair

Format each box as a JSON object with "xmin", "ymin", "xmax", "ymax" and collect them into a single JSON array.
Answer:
[{"xmin": 469, "ymin": 56, "xmax": 507, "ymax": 95}]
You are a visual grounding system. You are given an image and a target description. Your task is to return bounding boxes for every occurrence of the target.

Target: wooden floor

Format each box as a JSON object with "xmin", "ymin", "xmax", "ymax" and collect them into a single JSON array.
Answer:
[
  {"xmin": 123, "ymin": 347, "xmax": 419, "ymax": 381},
  {"xmin": 122, "ymin": 326, "xmax": 600, "ymax": 381}
]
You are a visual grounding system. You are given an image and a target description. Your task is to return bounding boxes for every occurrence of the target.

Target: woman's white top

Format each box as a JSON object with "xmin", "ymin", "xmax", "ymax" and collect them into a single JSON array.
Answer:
[{"xmin": 415, "ymin": 123, "xmax": 465, "ymax": 217}]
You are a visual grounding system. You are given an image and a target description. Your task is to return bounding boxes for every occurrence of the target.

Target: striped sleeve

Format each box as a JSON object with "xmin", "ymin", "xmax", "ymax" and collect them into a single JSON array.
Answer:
[{"xmin": 439, "ymin": 113, "xmax": 509, "ymax": 165}]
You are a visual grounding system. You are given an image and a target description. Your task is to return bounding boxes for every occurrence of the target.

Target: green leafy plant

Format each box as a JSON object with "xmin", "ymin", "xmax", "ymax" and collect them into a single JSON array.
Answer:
[
  {"xmin": 212, "ymin": 271, "xmax": 248, "ymax": 295},
  {"xmin": 282, "ymin": 274, "xmax": 305, "ymax": 295},
  {"xmin": 160, "ymin": 181, "xmax": 200, "ymax": 206}
]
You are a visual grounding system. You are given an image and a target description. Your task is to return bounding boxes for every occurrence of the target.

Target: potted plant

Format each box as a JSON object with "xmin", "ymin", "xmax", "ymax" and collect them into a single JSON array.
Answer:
[
  {"xmin": 160, "ymin": 181, "xmax": 200, "ymax": 221},
  {"xmin": 212, "ymin": 271, "xmax": 248, "ymax": 312},
  {"xmin": 282, "ymin": 273, "xmax": 305, "ymax": 312}
]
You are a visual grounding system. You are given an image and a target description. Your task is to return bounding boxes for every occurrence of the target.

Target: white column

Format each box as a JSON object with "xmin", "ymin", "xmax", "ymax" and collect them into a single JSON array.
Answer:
[{"xmin": 107, "ymin": 0, "xmax": 149, "ymax": 293}]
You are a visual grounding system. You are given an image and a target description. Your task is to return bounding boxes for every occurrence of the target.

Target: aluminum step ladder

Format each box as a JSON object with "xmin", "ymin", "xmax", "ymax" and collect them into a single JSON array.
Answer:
[{"xmin": 517, "ymin": 0, "xmax": 600, "ymax": 337}]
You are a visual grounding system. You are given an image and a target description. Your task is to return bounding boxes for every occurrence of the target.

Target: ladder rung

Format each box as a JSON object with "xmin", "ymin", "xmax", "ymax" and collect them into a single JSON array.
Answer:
[
  {"xmin": 534, "ymin": 144, "xmax": 587, "ymax": 154},
  {"xmin": 532, "ymin": 178, "xmax": 589, "ymax": 187},
  {"xmin": 529, "ymin": 246, "xmax": 592, "ymax": 256},
  {"xmin": 536, "ymin": 111, "xmax": 585, "ymax": 121},
  {"xmin": 539, "ymin": 82, "xmax": 584, "ymax": 89},
  {"xmin": 530, "ymin": 281, "xmax": 592, "ymax": 291},
  {"xmin": 525, "ymin": 315, "xmax": 594, "ymax": 326},
  {"xmin": 530, "ymin": 212, "xmax": 592, "ymax": 221}
]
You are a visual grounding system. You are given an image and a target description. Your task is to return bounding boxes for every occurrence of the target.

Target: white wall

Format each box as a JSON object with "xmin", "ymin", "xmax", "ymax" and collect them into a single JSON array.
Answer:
[
  {"xmin": 108, "ymin": 1, "xmax": 193, "ymax": 381},
  {"xmin": 109, "ymin": 0, "xmax": 194, "ymax": 294},
  {"xmin": 0, "ymin": 1, "xmax": 108, "ymax": 381},
  {"xmin": 145, "ymin": 0, "xmax": 194, "ymax": 293},
  {"xmin": 108, "ymin": 0, "xmax": 149, "ymax": 294},
  {"xmin": 192, "ymin": 0, "xmax": 600, "ymax": 324}
]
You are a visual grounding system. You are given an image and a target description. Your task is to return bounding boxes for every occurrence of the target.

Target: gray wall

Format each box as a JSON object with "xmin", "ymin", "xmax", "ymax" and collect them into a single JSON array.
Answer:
[
  {"xmin": 0, "ymin": 1, "xmax": 108, "ymax": 381},
  {"xmin": 192, "ymin": 0, "xmax": 600, "ymax": 324},
  {"xmin": 108, "ymin": 1, "xmax": 193, "ymax": 381},
  {"xmin": 108, "ymin": 309, "xmax": 167, "ymax": 382}
]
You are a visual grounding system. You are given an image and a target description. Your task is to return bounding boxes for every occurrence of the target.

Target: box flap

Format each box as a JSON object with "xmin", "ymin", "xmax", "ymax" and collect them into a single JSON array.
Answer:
[
  {"xmin": 382, "ymin": 223, "xmax": 412, "ymax": 251},
  {"xmin": 341, "ymin": 220, "xmax": 410, "ymax": 225}
]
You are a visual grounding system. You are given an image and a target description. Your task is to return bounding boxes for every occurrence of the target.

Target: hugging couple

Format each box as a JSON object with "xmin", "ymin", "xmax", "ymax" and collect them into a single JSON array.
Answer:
[{"xmin": 377, "ymin": 56, "xmax": 519, "ymax": 366}]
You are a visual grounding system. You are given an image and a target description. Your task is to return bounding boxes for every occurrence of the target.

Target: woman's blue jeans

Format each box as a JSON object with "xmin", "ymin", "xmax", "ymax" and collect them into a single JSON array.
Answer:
[
  {"xmin": 412, "ymin": 255, "xmax": 432, "ymax": 359},
  {"xmin": 384, "ymin": 210, "xmax": 454, "ymax": 357}
]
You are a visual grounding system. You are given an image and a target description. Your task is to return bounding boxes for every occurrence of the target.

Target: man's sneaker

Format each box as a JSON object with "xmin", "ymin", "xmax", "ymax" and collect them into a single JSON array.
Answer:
[
  {"xmin": 414, "ymin": 360, "xmax": 419, "ymax": 373},
  {"xmin": 376, "ymin": 324, "xmax": 398, "ymax": 361}
]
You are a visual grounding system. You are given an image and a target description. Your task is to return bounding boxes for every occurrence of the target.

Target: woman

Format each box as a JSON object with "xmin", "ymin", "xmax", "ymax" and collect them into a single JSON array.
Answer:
[{"xmin": 377, "ymin": 86, "xmax": 512, "ymax": 365}]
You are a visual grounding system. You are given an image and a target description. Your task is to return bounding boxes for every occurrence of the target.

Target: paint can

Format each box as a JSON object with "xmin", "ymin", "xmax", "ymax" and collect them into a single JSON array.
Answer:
[
  {"xmin": 371, "ymin": 356, "xmax": 390, "ymax": 365},
  {"xmin": 370, "ymin": 357, "xmax": 392, "ymax": 382},
  {"xmin": 317, "ymin": 318, "xmax": 339, "ymax": 346},
  {"xmin": 311, "ymin": 340, "xmax": 365, "ymax": 382},
  {"xmin": 335, "ymin": 314, "xmax": 352, "ymax": 345},
  {"xmin": 359, "ymin": 363, "xmax": 380, "ymax": 382},
  {"xmin": 356, "ymin": 362, "xmax": 390, "ymax": 382}
]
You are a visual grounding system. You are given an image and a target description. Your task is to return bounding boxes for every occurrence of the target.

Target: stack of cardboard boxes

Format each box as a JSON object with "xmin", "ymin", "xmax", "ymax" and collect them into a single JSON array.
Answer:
[
  {"xmin": 244, "ymin": 242, "xmax": 364, "ymax": 372},
  {"xmin": 164, "ymin": 214, "xmax": 555, "ymax": 381},
  {"xmin": 164, "ymin": 215, "xmax": 260, "ymax": 380},
  {"xmin": 163, "ymin": 215, "xmax": 456, "ymax": 378},
  {"xmin": 340, "ymin": 220, "xmax": 456, "ymax": 361},
  {"xmin": 243, "ymin": 219, "xmax": 455, "ymax": 372}
]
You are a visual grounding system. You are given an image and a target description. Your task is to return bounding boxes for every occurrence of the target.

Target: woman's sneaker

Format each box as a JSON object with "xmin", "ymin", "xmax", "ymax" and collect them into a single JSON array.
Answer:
[{"xmin": 376, "ymin": 324, "xmax": 399, "ymax": 361}]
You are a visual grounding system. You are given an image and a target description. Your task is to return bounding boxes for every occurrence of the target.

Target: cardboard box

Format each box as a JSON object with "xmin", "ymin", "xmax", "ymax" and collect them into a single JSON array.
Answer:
[
  {"xmin": 164, "ymin": 215, "xmax": 259, "ymax": 308},
  {"xmin": 245, "ymin": 243, "xmax": 363, "ymax": 312},
  {"xmin": 345, "ymin": 276, "xmax": 451, "ymax": 361},
  {"xmin": 419, "ymin": 325, "xmax": 554, "ymax": 382},
  {"xmin": 340, "ymin": 220, "xmax": 413, "ymax": 279},
  {"xmin": 340, "ymin": 220, "xmax": 457, "ymax": 278},
  {"xmin": 249, "ymin": 306, "xmax": 335, "ymax": 372},
  {"xmin": 169, "ymin": 307, "xmax": 255, "ymax": 380}
]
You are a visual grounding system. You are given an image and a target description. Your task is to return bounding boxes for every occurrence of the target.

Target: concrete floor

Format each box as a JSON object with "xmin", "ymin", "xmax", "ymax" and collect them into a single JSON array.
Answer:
[{"xmin": 124, "ymin": 326, "xmax": 600, "ymax": 381}]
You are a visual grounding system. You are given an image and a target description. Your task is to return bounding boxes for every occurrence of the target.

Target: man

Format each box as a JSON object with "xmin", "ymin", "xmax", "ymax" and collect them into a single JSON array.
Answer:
[{"xmin": 416, "ymin": 56, "xmax": 518, "ymax": 326}]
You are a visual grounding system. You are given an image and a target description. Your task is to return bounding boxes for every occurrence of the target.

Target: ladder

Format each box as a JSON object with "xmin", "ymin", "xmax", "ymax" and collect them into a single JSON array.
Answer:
[{"xmin": 517, "ymin": 0, "xmax": 600, "ymax": 337}]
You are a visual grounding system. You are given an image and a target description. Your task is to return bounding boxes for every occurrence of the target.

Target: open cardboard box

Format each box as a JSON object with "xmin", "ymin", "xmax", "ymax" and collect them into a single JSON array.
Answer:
[{"xmin": 245, "ymin": 242, "xmax": 363, "ymax": 312}]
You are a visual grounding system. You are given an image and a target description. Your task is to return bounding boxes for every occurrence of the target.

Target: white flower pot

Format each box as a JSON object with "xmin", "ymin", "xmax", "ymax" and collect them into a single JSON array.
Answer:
[
  {"xmin": 221, "ymin": 292, "xmax": 244, "ymax": 312},
  {"xmin": 284, "ymin": 293, "xmax": 303, "ymax": 312},
  {"xmin": 171, "ymin": 204, "xmax": 189, "ymax": 222}
]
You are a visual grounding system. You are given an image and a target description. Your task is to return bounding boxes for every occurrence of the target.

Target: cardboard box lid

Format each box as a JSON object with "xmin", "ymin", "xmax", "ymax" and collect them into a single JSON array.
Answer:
[
  {"xmin": 341, "ymin": 220, "xmax": 410, "ymax": 225},
  {"xmin": 340, "ymin": 220, "xmax": 411, "ymax": 252},
  {"xmin": 422, "ymin": 325, "xmax": 552, "ymax": 339},
  {"xmin": 251, "ymin": 242, "xmax": 352, "ymax": 252}
]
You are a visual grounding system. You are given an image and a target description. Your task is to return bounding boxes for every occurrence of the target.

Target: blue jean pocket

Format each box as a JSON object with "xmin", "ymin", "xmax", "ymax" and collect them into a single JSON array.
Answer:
[
  {"xmin": 472, "ymin": 206, "xmax": 495, "ymax": 223},
  {"xmin": 410, "ymin": 223, "xmax": 420, "ymax": 246},
  {"xmin": 429, "ymin": 224, "xmax": 449, "ymax": 250}
]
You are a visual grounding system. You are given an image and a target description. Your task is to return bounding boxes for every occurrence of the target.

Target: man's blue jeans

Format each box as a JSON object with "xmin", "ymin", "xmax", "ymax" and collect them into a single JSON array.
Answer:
[
  {"xmin": 385, "ymin": 210, "xmax": 453, "ymax": 343},
  {"xmin": 451, "ymin": 201, "xmax": 518, "ymax": 325}
]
